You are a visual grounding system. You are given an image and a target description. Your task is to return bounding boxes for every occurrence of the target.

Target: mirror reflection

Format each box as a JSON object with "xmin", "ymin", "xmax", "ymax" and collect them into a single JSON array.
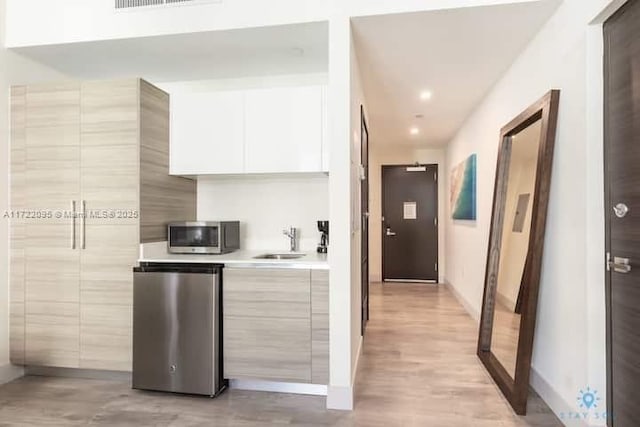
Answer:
[{"xmin": 490, "ymin": 119, "xmax": 542, "ymax": 378}]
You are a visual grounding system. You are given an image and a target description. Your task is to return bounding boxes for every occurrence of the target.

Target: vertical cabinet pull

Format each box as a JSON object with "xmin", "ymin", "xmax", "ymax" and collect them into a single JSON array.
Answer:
[
  {"xmin": 71, "ymin": 200, "xmax": 77, "ymax": 249},
  {"xmin": 81, "ymin": 200, "xmax": 86, "ymax": 249}
]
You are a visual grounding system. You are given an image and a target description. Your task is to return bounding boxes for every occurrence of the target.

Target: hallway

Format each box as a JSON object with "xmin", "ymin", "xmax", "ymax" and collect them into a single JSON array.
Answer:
[
  {"xmin": 0, "ymin": 283, "xmax": 561, "ymax": 426},
  {"xmin": 354, "ymin": 282, "xmax": 561, "ymax": 426}
]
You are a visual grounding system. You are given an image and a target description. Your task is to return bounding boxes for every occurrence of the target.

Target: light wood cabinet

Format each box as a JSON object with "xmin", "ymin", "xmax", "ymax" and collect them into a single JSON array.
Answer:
[
  {"xmin": 311, "ymin": 270, "xmax": 329, "ymax": 384},
  {"xmin": 9, "ymin": 87, "xmax": 26, "ymax": 365},
  {"xmin": 169, "ymin": 85, "xmax": 328, "ymax": 176},
  {"xmin": 223, "ymin": 267, "xmax": 329, "ymax": 385},
  {"xmin": 9, "ymin": 79, "xmax": 196, "ymax": 371}
]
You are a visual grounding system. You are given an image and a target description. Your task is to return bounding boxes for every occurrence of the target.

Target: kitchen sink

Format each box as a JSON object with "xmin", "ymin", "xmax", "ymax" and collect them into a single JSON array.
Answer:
[{"xmin": 253, "ymin": 253, "xmax": 307, "ymax": 260}]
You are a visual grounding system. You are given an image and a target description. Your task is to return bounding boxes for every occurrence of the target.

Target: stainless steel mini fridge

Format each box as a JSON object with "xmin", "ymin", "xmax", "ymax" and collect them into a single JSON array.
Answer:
[{"xmin": 132, "ymin": 262, "xmax": 225, "ymax": 397}]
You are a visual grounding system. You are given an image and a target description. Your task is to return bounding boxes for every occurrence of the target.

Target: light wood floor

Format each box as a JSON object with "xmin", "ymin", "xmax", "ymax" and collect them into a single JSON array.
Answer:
[{"xmin": 0, "ymin": 282, "xmax": 561, "ymax": 426}]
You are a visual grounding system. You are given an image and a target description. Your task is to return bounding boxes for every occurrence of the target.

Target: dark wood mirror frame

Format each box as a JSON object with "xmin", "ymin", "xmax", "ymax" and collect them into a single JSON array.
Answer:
[{"xmin": 477, "ymin": 90, "xmax": 560, "ymax": 415}]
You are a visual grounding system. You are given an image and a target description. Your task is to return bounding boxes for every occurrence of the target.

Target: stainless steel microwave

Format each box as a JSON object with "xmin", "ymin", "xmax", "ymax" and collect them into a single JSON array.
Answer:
[{"xmin": 168, "ymin": 221, "xmax": 240, "ymax": 254}]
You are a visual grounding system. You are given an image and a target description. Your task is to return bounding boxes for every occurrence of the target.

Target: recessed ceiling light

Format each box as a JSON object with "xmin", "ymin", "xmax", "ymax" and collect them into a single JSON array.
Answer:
[
  {"xmin": 410, "ymin": 127, "xmax": 420, "ymax": 135},
  {"xmin": 420, "ymin": 91, "xmax": 433, "ymax": 101}
]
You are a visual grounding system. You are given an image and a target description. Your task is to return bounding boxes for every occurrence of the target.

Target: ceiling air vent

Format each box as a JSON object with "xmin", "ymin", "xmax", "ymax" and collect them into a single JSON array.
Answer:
[
  {"xmin": 116, "ymin": 0, "xmax": 164, "ymax": 8},
  {"xmin": 115, "ymin": 0, "xmax": 220, "ymax": 10}
]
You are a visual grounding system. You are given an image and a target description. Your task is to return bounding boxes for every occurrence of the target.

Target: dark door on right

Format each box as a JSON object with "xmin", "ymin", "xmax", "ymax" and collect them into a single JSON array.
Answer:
[
  {"xmin": 382, "ymin": 165, "xmax": 438, "ymax": 282},
  {"xmin": 604, "ymin": 1, "xmax": 640, "ymax": 426}
]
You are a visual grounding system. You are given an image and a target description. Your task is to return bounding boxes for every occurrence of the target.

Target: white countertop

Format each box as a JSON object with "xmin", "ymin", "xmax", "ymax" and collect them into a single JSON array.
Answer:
[{"xmin": 139, "ymin": 242, "xmax": 329, "ymax": 270}]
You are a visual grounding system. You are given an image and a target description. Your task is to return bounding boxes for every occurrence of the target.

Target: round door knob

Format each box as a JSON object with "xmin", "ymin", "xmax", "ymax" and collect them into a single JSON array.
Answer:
[
  {"xmin": 170, "ymin": 365, "xmax": 176, "ymax": 373},
  {"xmin": 613, "ymin": 203, "xmax": 629, "ymax": 218}
]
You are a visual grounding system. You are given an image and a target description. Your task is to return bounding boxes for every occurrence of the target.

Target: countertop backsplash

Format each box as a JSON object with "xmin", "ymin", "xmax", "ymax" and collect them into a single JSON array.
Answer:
[{"xmin": 196, "ymin": 174, "xmax": 329, "ymax": 252}]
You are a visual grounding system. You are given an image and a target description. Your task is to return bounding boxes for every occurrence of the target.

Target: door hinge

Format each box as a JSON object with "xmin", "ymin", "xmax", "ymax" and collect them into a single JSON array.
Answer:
[
  {"xmin": 435, "ymin": 263, "xmax": 438, "ymax": 271},
  {"xmin": 434, "ymin": 172, "xmax": 437, "ymax": 182},
  {"xmin": 606, "ymin": 252, "xmax": 610, "ymax": 272},
  {"xmin": 434, "ymin": 217, "xmax": 438, "ymax": 226}
]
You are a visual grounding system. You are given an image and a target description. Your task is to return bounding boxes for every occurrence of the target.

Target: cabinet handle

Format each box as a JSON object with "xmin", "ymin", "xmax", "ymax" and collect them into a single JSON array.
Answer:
[
  {"xmin": 80, "ymin": 200, "xmax": 86, "ymax": 250},
  {"xmin": 71, "ymin": 200, "xmax": 77, "ymax": 249}
]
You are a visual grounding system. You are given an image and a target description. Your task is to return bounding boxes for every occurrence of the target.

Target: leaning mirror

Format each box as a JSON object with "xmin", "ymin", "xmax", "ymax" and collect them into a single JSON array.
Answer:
[{"xmin": 477, "ymin": 90, "xmax": 560, "ymax": 415}]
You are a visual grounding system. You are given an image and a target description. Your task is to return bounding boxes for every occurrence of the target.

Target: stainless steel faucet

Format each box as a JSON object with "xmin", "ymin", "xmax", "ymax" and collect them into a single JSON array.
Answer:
[{"xmin": 283, "ymin": 227, "xmax": 298, "ymax": 252}]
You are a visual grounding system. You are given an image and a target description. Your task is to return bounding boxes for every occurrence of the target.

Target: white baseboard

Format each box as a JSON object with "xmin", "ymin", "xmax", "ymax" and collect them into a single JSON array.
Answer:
[
  {"xmin": 443, "ymin": 281, "xmax": 480, "ymax": 321},
  {"xmin": 229, "ymin": 379, "xmax": 327, "ymax": 396},
  {"xmin": 0, "ymin": 364, "xmax": 24, "ymax": 385},
  {"xmin": 530, "ymin": 369, "xmax": 603, "ymax": 427},
  {"xmin": 327, "ymin": 384, "xmax": 353, "ymax": 410}
]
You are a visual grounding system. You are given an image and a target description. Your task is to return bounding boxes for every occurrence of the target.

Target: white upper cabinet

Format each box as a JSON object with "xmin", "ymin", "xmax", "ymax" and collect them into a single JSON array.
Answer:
[
  {"xmin": 169, "ymin": 85, "xmax": 327, "ymax": 176},
  {"xmin": 244, "ymin": 86, "xmax": 323, "ymax": 174},
  {"xmin": 321, "ymin": 87, "xmax": 329, "ymax": 172},
  {"xmin": 170, "ymin": 91, "xmax": 245, "ymax": 175}
]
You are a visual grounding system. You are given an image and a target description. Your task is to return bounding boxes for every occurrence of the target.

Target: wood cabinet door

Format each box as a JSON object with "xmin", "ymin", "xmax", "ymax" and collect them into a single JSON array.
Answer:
[
  {"xmin": 80, "ymin": 79, "xmax": 140, "ymax": 223},
  {"xmin": 224, "ymin": 316, "xmax": 311, "ymax": 382},
  {"xmin": 24, "ymin": 224, "xmax": 80, "ymax": 368},
  {"xmin": 170, "ymin": 90, "xmax": 245, "ymax": 175},
  {"xmin": 78, "ymin": 80, "xmax": 140, "ymax": 371},
  {"xmin": 244, "ymin": 86, "xmax": 323, "ymax": 173},
  {"xmin": 223, "ymin": 268, "xmax": 312, "ymax": 382},
  {"xmin": 10, "ymin": 86, "xmax": 27, "ymax": 365},
  {"xmin": 25, "ymin": 83, "xmax": 81, "ymax": 221},
  {"xmin": 24, "ymin": 83, "xmax": 81, "ymax": 368},
  {"xmin": 311, "ymin": 270, "xmax": 329, "ymax": 384},
  {"xmin": 321, "ymin": 86, "xmax": 330, "ymax": 172},
  {"xmin": 80, "ymin": 223, "xmax": 138, "ymax": 371}
]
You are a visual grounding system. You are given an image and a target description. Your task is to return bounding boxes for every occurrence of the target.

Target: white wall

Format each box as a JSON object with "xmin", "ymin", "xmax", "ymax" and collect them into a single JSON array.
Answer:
[
  {"xmin": 369, "ymin": 146, "xmax": 446, "ymax": 283},
  {"xmin": 5, "ymin": 0, "xmax": 557, "ymax": 48},
  {"xmin": 496, "ymin": 157, "xmax": 536, "ymax": 309},
  {"xmin": 326, "ymin": 11, "xmax": 353, "ymax": 410},
  {"xmin": 496, "ymin": 123, "xmax": 540, "ymax": 309},
  {"xmin": 444, "ymin": 0, "xmax": 618, "ymax": 424},
  {"xmin": 0, "ymin": 0, "xmax": 68, "ymax": 381},
  {"xmin": 197, "ymin": 175, "xmax": 328, "ymax": 252},
  {"xmin": 349, "ymin": 30, "xmax": 367, "ymax": 386},
  {"xmin": 5, "ymin": 0, "xmax": 329, "ymax": 47}
]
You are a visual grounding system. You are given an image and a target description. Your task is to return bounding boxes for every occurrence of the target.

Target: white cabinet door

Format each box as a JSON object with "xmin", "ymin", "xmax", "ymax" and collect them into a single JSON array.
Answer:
[
  {"xmin": 244, "ymin": 86, "xmax": 323, "ymax": 173},
  {"xmin": 321, "ymin": 86, "xmax": 329, "ymax": 172},
  {"xmin": 170, "ymin": 91, "xmax": 245, "ymax": 175}
]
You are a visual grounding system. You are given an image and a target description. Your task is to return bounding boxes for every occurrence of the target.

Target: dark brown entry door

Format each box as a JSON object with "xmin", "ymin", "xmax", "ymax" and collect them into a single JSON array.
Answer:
[
  {"xmin": 604, "ymin": 2, "xmax": 640, "ymax": 426},
  {"xmin": 382, "ymin": 165, "xmax": 438, "ymax": 282}
]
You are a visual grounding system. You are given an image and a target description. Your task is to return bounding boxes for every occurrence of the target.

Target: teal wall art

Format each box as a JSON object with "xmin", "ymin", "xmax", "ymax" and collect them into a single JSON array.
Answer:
[{"xmin": 450, "ymin": 154, "xmax": 477, "ymax": 220}]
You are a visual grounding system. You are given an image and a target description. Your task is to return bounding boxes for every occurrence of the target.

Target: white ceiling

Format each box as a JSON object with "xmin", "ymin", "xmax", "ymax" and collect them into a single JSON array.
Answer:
[
  {"xmin": 352, "ymin": 1, "xmax": 561, "ymax": 148},
  {"xmin": 12, "ymin": 22, "xmax": 329, "ymax": 82}
]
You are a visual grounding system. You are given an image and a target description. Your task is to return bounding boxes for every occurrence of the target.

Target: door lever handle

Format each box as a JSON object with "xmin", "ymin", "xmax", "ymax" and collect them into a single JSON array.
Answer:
[
  {"xmin": 608, "ymin": 256, "xmax": 631, "ymax": 274},
  {"xmin": 386, "ymin": 228, "xmax": 396, "ymax": 237}
]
